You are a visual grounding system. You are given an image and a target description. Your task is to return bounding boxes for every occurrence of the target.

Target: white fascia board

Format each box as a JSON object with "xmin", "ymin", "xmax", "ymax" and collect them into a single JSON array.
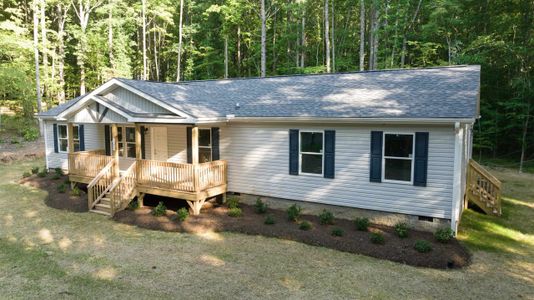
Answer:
[
  {"xmin": 195, "ymin": 116, "xmax": 476, "ymax": 125},
  {"xmin": 56, "ymin": 79, "xmax": 120, "ymax": 119}
]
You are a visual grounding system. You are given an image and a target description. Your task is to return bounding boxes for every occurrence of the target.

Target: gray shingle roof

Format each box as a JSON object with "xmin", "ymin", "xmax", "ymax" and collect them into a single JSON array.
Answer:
[
  {"xmin": 41, "ymin": 65, "xmax": 481, "ymax": 120},
  {"xmin": 39, "ymin": 94, "xmax": 86, "ymax": 116}
]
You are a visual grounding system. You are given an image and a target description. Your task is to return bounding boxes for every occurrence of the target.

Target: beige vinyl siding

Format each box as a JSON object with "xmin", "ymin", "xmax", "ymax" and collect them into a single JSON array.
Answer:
[
  {"xmin": 220, "ymin": 123, "xmax": 456, "ymax": 219},
  {"xmin": 142, "ymin": 124, "xmax": 188, "ymax": 163},
  {"xmin": 105, "ymin": 87, "xmax": 170, "ymax": 114},
  {"xmin": 44, "ymin": 121, "xmax": 105, "ymax": 170}
]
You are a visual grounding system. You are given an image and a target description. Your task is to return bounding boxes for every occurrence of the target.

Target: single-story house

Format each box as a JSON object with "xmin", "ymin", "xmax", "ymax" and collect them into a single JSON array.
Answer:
[{"xmin": 38, "ymin": 65, "xmax": 490, "ymax": 232}]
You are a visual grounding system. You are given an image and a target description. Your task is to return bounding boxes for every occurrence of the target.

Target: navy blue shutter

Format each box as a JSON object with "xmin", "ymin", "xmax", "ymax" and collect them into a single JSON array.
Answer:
[
  {"xmin": 324, "ymin": 130, "xmax": 335, "ymax": 178},
  {"xmin": 79, "ymin": 125, "xmax": 85, "ymax": 151},
  {"xmin": 53, "ymin": 124, "xmax": 58, "ymax": 153},
  {"xmin": 413, "ymin": 132, "xmax": 429, "ymax": 186},
  {"xmin": 370, "ymin": 131, "xmax": 383, "ymax": 182},
  {"xmin": 211, "ymin": 127, "xmax": 220, "ymax": 161},
  {"xmin": 140, "ymin": 126, "xmax": 146, "ymax": 159},
  {"xmin": 186, "ymin": 127, "xmax": 192, "ymax": 163},
  {"xmin": 289, "ymin": 129, "xmax": 299, "ymax": 175},
  {"xmin": 104, "ymin": 125, "xmax": 111, "ymax": 156}
]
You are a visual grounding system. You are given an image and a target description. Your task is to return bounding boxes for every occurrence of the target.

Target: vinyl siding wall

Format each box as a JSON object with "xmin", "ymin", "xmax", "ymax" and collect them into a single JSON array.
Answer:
[
  {"xmin": 142, "ymin": 124, "xmax": 188, "ymax": 163},
  {"xmin": 220, "ymin": 123, "xmax": 456, "ymax": 219},
  {"xmin": 106, "ymin": 87, "xmax": 170, "ymax": 114}
]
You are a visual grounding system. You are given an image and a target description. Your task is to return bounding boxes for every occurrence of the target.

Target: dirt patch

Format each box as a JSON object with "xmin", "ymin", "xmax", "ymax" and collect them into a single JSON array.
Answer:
[
  {"xmin": 19, "ymin": 174, "xmax": 88, "ymax": 212},
  {"xmin": 114, "ymin": 202, "xmax": 471, "ymax": 269},
  {"xmin": 0, "ymin": 135, "xmax": 45, "ymax": 163}
]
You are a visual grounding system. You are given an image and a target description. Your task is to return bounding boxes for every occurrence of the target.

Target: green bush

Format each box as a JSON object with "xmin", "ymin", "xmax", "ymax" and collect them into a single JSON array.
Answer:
[
  {"xmin": 370, "ymin": 232, "xmax": 385, "ymax": 244},
  {"xmin": 177, "ymin": 207, "xmax": 189, "ymax": 221},
  {"xmin": 71, "ymin": 186, "xmax": 81, "ymax": 196},
  {"xmin": 22, "ymin": 171, "xmax": 31, "ymax": 178},
  {"xmin": 331, "ymin": 227, "xmax": 344, "ymax": 237},
  {"xmin": 227, "ymin": 196, "xmax": 240, "ymax": 209},
  {"xmin": 286, "ymin": 204, "xmax": 302, "ymax": 221},
  {"xmin": 152, "ymin": 201, "xmax": 167, "ymax": 216},
  {"xmin": 57, "ymin": 184, "xmax": 67, "ymax": 193},
  {"xmin": 414, "ymin": 240, "xmax": 432, "ymax": 253},
  {"xmin": 264, "ymin": 215, "xmax": 275, "ymax": 225},
  {"xmin": 319, "ymin": 209, "xmax": 334, "ymax": 225},
  {"xmin": 434, "ymin": 227, "xmax": 454, "ymax": 243},
  {"xmin": 354, "ymin": 217, "xmax": 369, "ymax": 231},
  {"xmin": 22, "ymin": 126, "xmax": 39, "ymax": 142},
  {"xmin": 52, "ymin": 173, "xmax": 61, "ymax": 180},
  {"xmin": 31, "ymin": 166, "xmax": 39, "ymax": 174},
  {"xmin": 254, "ymin": 198, "xmax": 268, "ymax": 214},
  {"xmin": 128, "ymin": 200, "xmax": 140, "ymax": 210},
  {"xmin": 394, "ymin": 222, "xmax": 410, "ymax": 238},
  {"xmin": 10, "ymin": 138, "xmax": 19, "ymax": 144},
  {"xmin": 228, "ymin": 207, "xmax": 242, "ymax": 217},
  {"xmin": 37, "ymin": 171, "xmax": 47, "ymax": 178},
  {"xmin": 54, "ymin": 168, "xmax": 64, "ymax": 176},
  {"xmin": 64, "ymin": 178, "xmax": 71, "ymax": 185},
  {"xmin": 299, "ymin": 220, "xmax": 312, "ymax": 231}
]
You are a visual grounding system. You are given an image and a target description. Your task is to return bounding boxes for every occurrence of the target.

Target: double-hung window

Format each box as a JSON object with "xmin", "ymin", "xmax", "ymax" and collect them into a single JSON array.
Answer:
[
  {"xmin": 299, "ymin": 131, "xmax": 323, "ymax": 175},
  {"xmin": 198, "ymin": 129, "xmax": 212, "ymax": 163},
  {"xmin": 57, "ymin": 124, "xmax": 79, "ymax": 153},
  {"xmin": 383, "ymin": 133, "xmax": 414, "ymax": 183}
]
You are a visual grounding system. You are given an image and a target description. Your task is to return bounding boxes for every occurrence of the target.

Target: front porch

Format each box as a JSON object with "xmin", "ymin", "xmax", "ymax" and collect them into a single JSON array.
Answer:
[{"xmin": 66, "ymin": 123, "xmax": 227, "ymax": 216}]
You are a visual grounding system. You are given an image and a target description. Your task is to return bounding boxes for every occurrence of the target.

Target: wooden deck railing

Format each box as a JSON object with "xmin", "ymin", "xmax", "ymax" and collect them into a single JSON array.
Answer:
[
  {"xmin": 69, "ymin": 149, "xmax": 111, "ymax": 178},
  {"xmin": 197, "ymin": 160, "xmax": 228, "ymax": 191},
  {"xmin": 87, "ymin": 160, "xmax": 116, "ymax": 210},
  {"xmin": 109, "ymin": 162, "xmax": 137, "ymax": 215},
  {"xmin": 466, "ymin": 159, "xmax": 502, "ymax": 216}
]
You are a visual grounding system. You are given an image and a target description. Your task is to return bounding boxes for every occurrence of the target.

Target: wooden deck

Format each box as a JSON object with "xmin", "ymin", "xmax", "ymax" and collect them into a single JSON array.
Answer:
[{"xmin": 465, "ymin": 159, "xmax": 502, "ymax": 216}]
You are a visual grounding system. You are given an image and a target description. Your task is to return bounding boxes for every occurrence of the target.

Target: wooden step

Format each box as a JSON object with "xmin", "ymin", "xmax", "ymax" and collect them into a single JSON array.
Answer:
[
  {"xmin": 95, "ymin": 203, "xmax": 111, "ymax": 210},
  {"xmin": 90, "ymin": 209, "xmax": 111, "ymax": 216},
  {"xmin": 100, "ymin": 198, "xmax": 111, "ymax": 205}
]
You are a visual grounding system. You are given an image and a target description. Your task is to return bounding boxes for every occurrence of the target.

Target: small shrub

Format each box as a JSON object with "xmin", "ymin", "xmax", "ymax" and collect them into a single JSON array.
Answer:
[
  {"xmin": 22, "ymin": 171, "xmax": 31, "ymax": 178},
  {"xmin": 414, "ymin": 240, "xmax": 432, "ymax": 253},
  {"xmin": 152, "ymin": 201, "xmax": 167, "ymax": 216},
  {"xmin": 331, "ymin": 227, "xmax": 344, "ymax": 237},
  {"xmin": 286, "ymin": 204, "xmax": 302, "ymax": 221},
  {"xmin": 254, "ymin": 198, "xmax": 268, "ymax": 214},
  {"xmin": 10, "ymin": 139, "xmax": 19, "ymax": 144},
  {"xmin": 226, "ymin": 196, "xmax": 240, "ymax": 209},
  {"xmin": 354, "ymin": 217, "xmax": 369, "ymax": 231},
  {"xmin": 128, "ymin": 200, "xmax": 140, "ymax": 210},
  {"xmin": 37, "ymin": 171, "xmax": 47, "ymax": 178},
  {"xmin": 54, "ymin": 168, "xmax": 64, "ymax": 176},
  {"xmin": 64, "ymin": 178, "xmax": 71, "ymax": 185},
  {"xmin": 57, "ymin": 184, "xmax": 67, "ymax": 193},
  {"xmin": 434, "ymin": 227, "xmax": 454, "ymax": 243},
  {"xmin": 31, "ymin": 166, "xmax": 39, "ymax": 174},
  {"xmin": 319, "ymin": 209, "xmax": 334, "ymax": 225},
  {"xmin": 52, "ymin": 173, "xmax": 61, "ymax": 180},
  {"xmin": 264, "ymin": 215, "xmax": 275, "ymax": 225},
  {"xmin": 71, "ymin": 186, "xmax": 81, "ymax": 196},
  {"xmin": 394, "ymin": 222, "xmax": 410, "ymax": 238},
  {"xmin": 176, "ymin": 208, "xmax": 189, "ymax": 221},
  {"xmin": 228, "ymin": 207, "xmax": 242, "ymax": 217},
  {"xmin": 299, "ymin": 220, "xmax": 312, "ymax": 231},
  {"xmin": 370, "ymin": 232, "xmax": 385, "ymax": 244},
  {"xmin": 22, "ymin": 126, "xmax": 39, "ymax": 141}
]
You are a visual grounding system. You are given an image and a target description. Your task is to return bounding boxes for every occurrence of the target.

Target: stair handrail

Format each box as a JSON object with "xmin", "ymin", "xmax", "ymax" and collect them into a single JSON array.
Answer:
[
  {"xmin": 466, "ymin": 159, "xmax": 502, "ymax": 216},
  {"xmin": 87, "ymin": 159, "xmax": 116, "ymax": 210},
  {"xmin": 108, "ymin": 161, "xmax": 137, "ymax": 216}
]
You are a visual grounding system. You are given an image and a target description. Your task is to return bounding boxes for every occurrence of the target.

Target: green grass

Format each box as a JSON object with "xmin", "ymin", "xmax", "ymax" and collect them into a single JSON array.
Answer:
[{"xmin": 1, "ymin": 158, "xmax": 534, "ymax": 298}]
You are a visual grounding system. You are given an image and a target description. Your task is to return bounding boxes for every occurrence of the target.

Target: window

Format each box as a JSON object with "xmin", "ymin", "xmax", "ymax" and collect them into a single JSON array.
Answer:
[
  {"xmin": 383, "ymin": 133, "xmax": 414, "ymax": 183},
  {"xmin": 300, "ymin": 131, "xmax": 323, "ymax": 175},
  {"xmin": 57, "ymin": 124, "xmax": 79, "ymax": 153},
  {"xmin": 198, "ymin": 129, "xmax": 212, "ymax": 163},
  {"xmin": 110, "ymin": 126, "xmax": 136, "ymax": 158}
]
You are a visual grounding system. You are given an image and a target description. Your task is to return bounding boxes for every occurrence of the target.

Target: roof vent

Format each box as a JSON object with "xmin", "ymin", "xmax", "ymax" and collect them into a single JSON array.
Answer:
[{"xmin": 235, "ymin": 102, "xmax": 240, "ymax": 110}]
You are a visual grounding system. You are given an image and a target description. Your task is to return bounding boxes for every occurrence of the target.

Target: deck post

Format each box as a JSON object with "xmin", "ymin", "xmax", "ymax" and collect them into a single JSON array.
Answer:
[
  {"xmin": 67, "ymin": 123, "xmax": 74, "ymax": 173},
  {"xmin": 111, "ymin": 124, "xmax": 119, "ymax": 178},
  {"xmin": 135, "ymin": 124, "xmax": 143, "ymax": 207},
  {"xmin": 191, "ymin": 126, "xmax": 199, "ymax": 193}
]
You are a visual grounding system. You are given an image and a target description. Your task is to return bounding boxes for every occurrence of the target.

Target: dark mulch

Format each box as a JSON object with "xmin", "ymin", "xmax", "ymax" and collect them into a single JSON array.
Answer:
[
  {"xmin": 19, "ymin": 174, "xmax": 88, "ymax": 212},
  {"xmin": 114, "ymin": 202, "xmax": 471, "ymax": 269}
]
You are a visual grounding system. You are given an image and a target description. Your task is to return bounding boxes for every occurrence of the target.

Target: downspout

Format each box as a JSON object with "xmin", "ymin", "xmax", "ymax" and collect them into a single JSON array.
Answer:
[{"xmin": 451, "ymin": 122, "xmax": 463, "ymax": 234}]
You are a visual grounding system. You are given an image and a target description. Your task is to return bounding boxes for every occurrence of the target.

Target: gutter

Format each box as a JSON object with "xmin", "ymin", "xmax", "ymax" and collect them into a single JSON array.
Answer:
[{"xmin": 196, "ymin": 116, "xmax": 477, "ymax": 125}]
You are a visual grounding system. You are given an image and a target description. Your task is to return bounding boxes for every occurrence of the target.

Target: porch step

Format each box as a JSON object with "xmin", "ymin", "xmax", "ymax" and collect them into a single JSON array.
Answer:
[
  {"xmin": 89, "ymin": 209, "xmax": 111, "ymax": 216},
  {"xmin": 100, "ymin": 198, "xmax": 111, "ymax": 205},
  {"xmin": 95, "ymin": 203, "xmax": 111, "ymax": 210}
]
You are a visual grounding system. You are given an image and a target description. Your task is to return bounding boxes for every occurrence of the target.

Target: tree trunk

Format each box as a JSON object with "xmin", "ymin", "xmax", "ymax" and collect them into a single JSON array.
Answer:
[
  {"xmin": 237, "ymin": 25, "xmax": 241, "ymax": 76},
  {"xmin": 56, "ymin": 3, "xmax": 67, "ymax": 103},
  {"xmin": 154, "ymin": 27, "xmax": 160, "ymax": 81},
  {"xmin": 371, "ymin": 1, "xmax": 379, "ymax": 70},
  {"xmin": 40, "ymin": 0, "xmax": 47, "ymax": 94},
  {"xmin": 359, "ymin": 0, "xmax": 365, "ymax": 71},
  {"xmin": 260, "ymin": 0, "xmax": 266, "ymax": 77},
  {"xmin": 176, "ymin": 0, "xmax": 184, "ymax": 81},
  {"xmin": 224, "ymin": 35, "xmax": 228, "ymax": 78},
  {"xmin": 331, "ymin": 0, "xmax": 335, "ymax": 72},
  {"xmin": 519, "ymin": 108, "xmax": 530, "ymax": 173},
  {"xmin": 141, "ymin": 0, "xmax": 147, "ymax": 80},
  {"xmin": 368, "ymin": 4, "xmax": 374, "ymax": 70},
  {"xmin": 33, "ymin": 0, "xmax": 43, "ymax": 134},
  {"xmin": 300, "ymin": 16, "xmax": 305, "ymax": 68},
  {"xmin": 272, "ymin": 9, "xmax": 277, "ymax": 72},
  {"xmin": 324, "ymin": 0, "xmax": 330, "ymax": 73},
  {"xmin": 401, "ymin": 0, "xmax": 422, "ymax": 68},
  {"xmin": 108, "ymin": 0, "xmax": 115, "ymax": 71}
]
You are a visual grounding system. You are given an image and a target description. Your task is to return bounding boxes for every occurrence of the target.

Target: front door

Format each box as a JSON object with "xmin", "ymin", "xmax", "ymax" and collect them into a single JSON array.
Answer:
[{"xmin": 151, "ymin": 127, "xmax": 168, "ymax": 161}]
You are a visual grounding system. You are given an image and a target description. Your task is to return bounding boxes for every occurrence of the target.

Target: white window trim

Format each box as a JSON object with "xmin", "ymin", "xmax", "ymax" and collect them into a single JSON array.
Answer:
[
  {"xmin": 57, "ymin": 124, "xmax": 80, "ymax": 153},
  {"xmin": 381, "ymin": 132, "xmax": 415, "ymax": 185},
  {"xmin": 198, "ymin": 128, "xmax": 212, "ymax": 162},
  {"xmin": 298, "ymin": 130, "xmax": 324, "ymax": 176}
]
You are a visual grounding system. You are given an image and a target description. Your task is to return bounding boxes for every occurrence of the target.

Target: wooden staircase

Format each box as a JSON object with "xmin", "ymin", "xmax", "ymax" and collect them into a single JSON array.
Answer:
[{"xmin": 465, "ymin": 159, "xmax": 502, "ymax": 216}]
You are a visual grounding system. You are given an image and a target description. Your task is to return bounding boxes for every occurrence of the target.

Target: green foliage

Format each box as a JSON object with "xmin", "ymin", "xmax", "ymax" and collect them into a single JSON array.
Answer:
[
  {"xmin": 354, "ymin": 217, "xmax": 369, "ymax": 231},
  {"xmin": 57, "ymin": 184, "xmax": 67, "ymax": 193},
  {"xmin": 331, "ymin": 227, "xmax": 344, "ymax": 237},
  {"xmin": 227, "ymin": 207, "xmax": 242, "ymax": 217},
  {"xmin": 299, "ymin": 221, "xmax": 312, "ymax": 231},
  {"xmin": 52, "ymin": 173, "xmax": 61, "ymax": 180},
  {"xmin": 128, "ymin": 200, "xmax": 140, "ymax": 210},
  {"xmin": 176, "ymin": 208, "xmax": 189, "ymax": 222},
  {"xmin": 22, "ymin": 126, "xmax": 39, "ymax": 142},
  {"xmin": 264, "ymin": 215, "xmax": 275, "ymax": 225},
  {"xmin": 414, "ymin": 240, "xmax": 433, "ymax": 253},
  {"xmin": 226, "ymin": 196, "xmax": 239, "ymax": 209},
  {"xmin": 254, "ymin": 198, "xmax": 268, "ymax": 214},
  {"xmin": 22, "ymin": 171, "xmax": 31, "ymax": 178},
  {"xmin": 370, "ymin": 232, "xmax": 385, "ymax": 245},
  {"xmin": 31, "ymin": 167, "xmax": 39, "ymax": 174},
  {"xmin": 286, "ymin": 204, "xmax": 302, "ymax": 222},
  {"xmin": 152, "ymin": 202, "xmax": 167, "ymax": 216},
  {"xmin": 318, "ymin": 209, "xmax": 334, "ymax": 225},
  {"xmin": 64, "ymin": 178, "xmax": 71, "ymax": 185},
  {"xmin": 434, "ymin": 228, "xmax": 454, "ymax": 243},
  {"xmin": 71, "ymin": 187, "xmax": 81, "ymax": 197},
  {"xmin": 394, "ymin": 222, "xmax": 410, "ymax": 238},
  {"xmin": 54, "ymin": 168, "xmax": 64, "ymax": 176},
  {"xmin": 37, "ymin": 171, "xmax": 47, "ymax": 178}
]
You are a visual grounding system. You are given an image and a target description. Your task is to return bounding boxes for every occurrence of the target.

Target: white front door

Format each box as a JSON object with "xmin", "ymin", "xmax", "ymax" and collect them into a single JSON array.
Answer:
[{"xmin": 151, "ymin": 127, "xmax": 168, "ymax": 161}]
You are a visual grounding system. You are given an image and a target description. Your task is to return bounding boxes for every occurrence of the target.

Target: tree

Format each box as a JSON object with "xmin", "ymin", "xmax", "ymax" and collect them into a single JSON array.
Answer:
[
  {"xmin": 359, "ymin": 0, "xmax": 364, "ymax": 71},
  {"xmin": 175, "ymin": 0, "xmax": 184, "ymax": 81}
]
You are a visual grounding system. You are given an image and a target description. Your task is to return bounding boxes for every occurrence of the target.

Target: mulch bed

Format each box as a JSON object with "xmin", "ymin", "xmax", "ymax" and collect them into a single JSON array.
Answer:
[
  {"xmin": 114, "ymin": 202, "xmax": 471, "ymax": 269},
  {"xmin": 19, "ymin": 173, "xmax": 88, "ymax": 212}
]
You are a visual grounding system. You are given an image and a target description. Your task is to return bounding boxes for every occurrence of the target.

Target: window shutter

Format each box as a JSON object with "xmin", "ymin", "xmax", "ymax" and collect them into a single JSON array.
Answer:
[
  {"xmin": 104, "ymin": 125, "xmax": 111, "ymax": 156},
  {"xmin": 186, "ymin": 127, "xmax": 192, "ymax": 163},
  {"xmin": 289, "ymin": 129, "xmax": 299, "ymax": 175},
  {"xmin": 324, "ymin": 130, "xmax": 335, "ymax": 178},
  {"xmin": 211, "ymin": 127, "xmax": 220, "ymax": 161},
  {"xmin": 370, "ymin": 131, "xmax": 383, "ymax": 182},
  {"xmin": 79, "ymin": 125, "xmax": 85, "ymax": 151},
  {"xmin": 53, "ymin": 124, "xmax": 58, "ymax": 153},
  {"xmin": 140, "ymin": 126, "xmax": 146, "ymax": 159},
  {"xmin": 414, "ymin": 132, "xmax": 429, "ymax": 186}
]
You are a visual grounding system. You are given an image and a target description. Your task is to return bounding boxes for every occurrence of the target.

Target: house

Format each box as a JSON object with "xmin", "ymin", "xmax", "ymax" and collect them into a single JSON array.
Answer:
[{"xmin": 38, "ymin": 65, "xmax": 500, "ymax": 233}]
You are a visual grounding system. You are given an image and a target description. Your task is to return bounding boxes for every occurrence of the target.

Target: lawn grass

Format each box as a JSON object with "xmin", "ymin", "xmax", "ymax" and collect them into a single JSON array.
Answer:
[{"xmin": 1, "ymin": 158, "xmax": 533, "ymax": 299}]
